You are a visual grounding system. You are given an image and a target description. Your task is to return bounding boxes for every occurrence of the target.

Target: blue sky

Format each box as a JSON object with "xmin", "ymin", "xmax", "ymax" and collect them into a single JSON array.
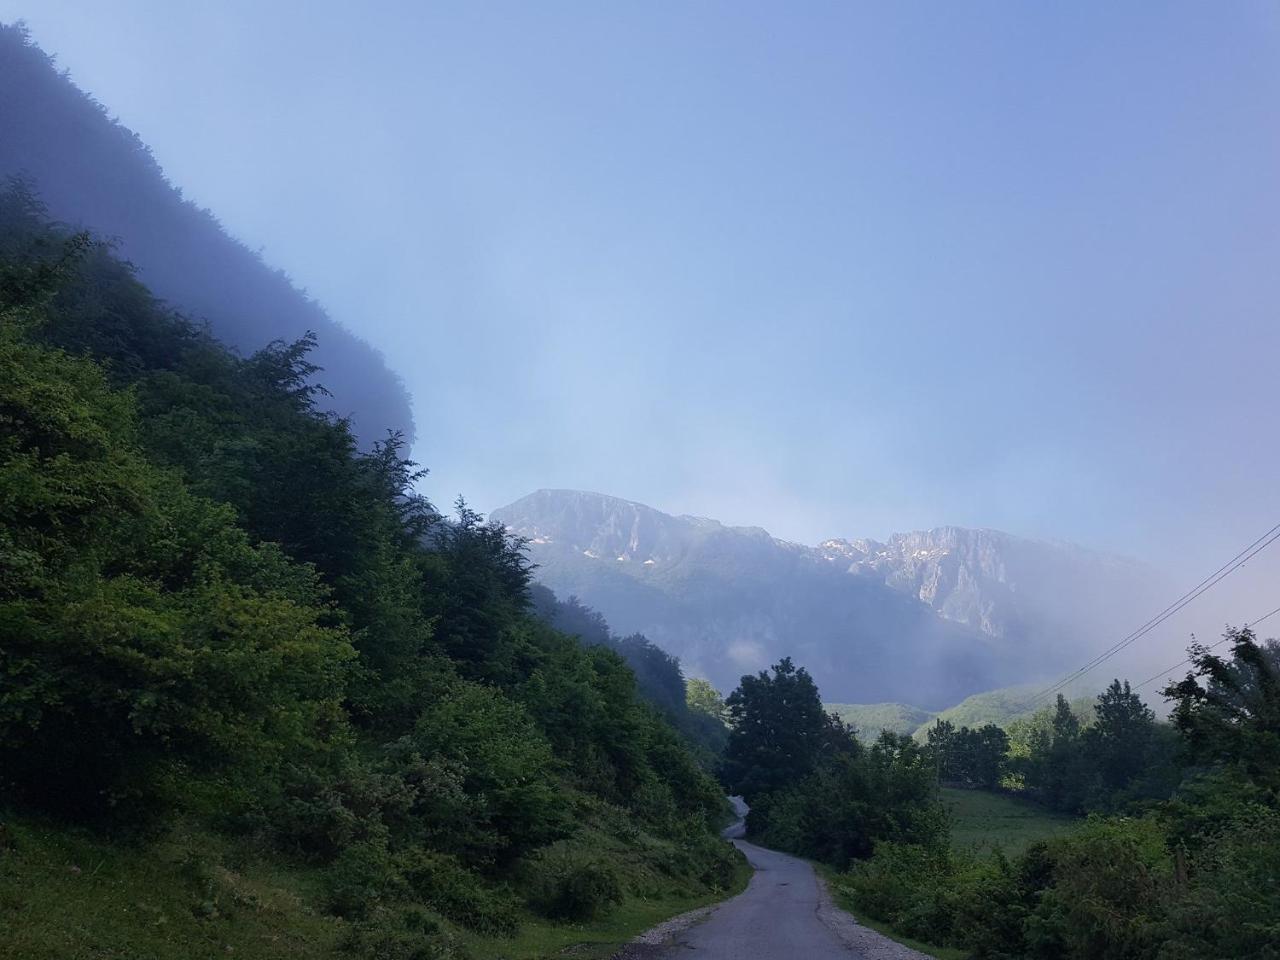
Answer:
[{"xmin": 6, "ymin": 2, "xmax": 1279, "ymax": 577}]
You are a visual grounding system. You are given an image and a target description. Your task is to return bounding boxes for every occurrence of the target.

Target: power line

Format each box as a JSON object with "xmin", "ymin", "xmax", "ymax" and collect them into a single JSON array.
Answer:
[
  {"xmin": 1026, "ymin": 526, "xmax": 1280, "ymax": 706},
  {"xmin": 1022, "ymin": 522, "xmax": 1280, "ymax": 709},
  {"xmin": 1133, "ymin": 603, "xmax": 1280, "ymax": 691}
]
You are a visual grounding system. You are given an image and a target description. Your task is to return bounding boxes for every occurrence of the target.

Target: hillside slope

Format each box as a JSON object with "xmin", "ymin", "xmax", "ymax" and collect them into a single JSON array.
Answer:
[
  {"xmin": 826, "ymin": 703, "xmax": 936, "ymax": 739},
  {"xmin": 0, "ymin": 185, "xmax": 739, "ymax": 959},
  {"xmin": 0, "ymin": 23, "xmax": 411, "ymax": 446}
]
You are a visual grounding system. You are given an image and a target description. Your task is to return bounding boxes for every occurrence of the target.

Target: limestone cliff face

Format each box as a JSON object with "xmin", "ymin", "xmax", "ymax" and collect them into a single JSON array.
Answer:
[
  {"xmin": 820, "ymin": 528, "xmax": 1023, "ymax": 638},
  {"xmin": 817, "ymin": 527, "xmax": 1154, "ymax": 646}
]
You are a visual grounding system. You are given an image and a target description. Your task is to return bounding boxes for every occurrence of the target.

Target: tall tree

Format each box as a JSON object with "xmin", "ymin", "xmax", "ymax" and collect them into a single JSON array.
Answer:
[
  {"xmin": 721, "ymin": 658, "xmax": 830, "ymax": 801},
  {"xmin": 686, "ymin": 678, "xmax": 729, "ymax": 725},
  {"xmin": 1087, "ymin": 679, "xmax": 1156, "ymax": 792},
  {"xmin": 1166, "ymin": 627, "xmax": 1280, "ymax": 792}
]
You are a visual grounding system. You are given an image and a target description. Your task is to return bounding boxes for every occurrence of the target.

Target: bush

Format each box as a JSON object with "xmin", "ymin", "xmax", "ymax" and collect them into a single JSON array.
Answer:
[
  {"xmin": 1161, "ymin": 804, "xmax": 1280, "ymax": 960},
  {"xmin": 838, "ymin": 817, "xmax": 1175, "ymax": 960},
  {"xmin": 523, "ymin": 845, "xmax": 625, "ymax": 921},
  {"xmin": 399, "ymin": 849, "xmax": 518, "ymax": 935},
  {"xmin": 390, "ymin": 681, "xmax": 570, "ymax": 862},
  {"xmin": 340, "ymin": 906, "xmax": 463, "ymax": 960},
  {"xmin": 839, "ymin": 843, "xmax": 954, "ymax": 941},
  {"xmin": 324, "ymin": 840, "xmax": 402, "ymax": 919},
  {"xmin": 1025, "ymin": 818, "xmax": 1169, "ymax": 960}
]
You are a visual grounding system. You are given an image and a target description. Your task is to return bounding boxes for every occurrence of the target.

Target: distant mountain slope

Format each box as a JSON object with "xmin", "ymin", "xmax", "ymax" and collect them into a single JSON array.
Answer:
[
  {"xmin": 494, "ymin": 490, "xmax": 1034, "ymax": 707},
  {"xmin": 0, "ymin": 23, "xmax": 411, "ymax": 446},
  {"xmin": 492, "ymin": 489, "xmax": 1164, "ymax": 707},
  {"xmin": 826, "ymin": 702, "xmax": 936, "ymax": 739},
  {"xmin": 910, "ymin": 684, "xmax": 1099, "ymax": 741}
]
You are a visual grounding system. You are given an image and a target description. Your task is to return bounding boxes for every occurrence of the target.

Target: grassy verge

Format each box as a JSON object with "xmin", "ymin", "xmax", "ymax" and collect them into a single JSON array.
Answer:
[
  {"xmin": 0, "ymin": 817, "xmax": 342, "ymax": 960},
  {"xmin": 0, "ymin": 812, "xmax": 749, "ymax": 960},
  {"xmin": 815, "ymin": 864, "xmax": 967, "ymax": 960},
  {"xmin": 463, "ymin": 860, "xmax": 750, "ymax": 960},
  {"xmin": 942, "ymin": 786, "xmax": 1076, "ymax": 855}
]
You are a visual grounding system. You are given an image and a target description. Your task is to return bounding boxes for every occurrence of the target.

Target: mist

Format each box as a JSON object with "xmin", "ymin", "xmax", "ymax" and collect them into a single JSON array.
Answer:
[
  {"xmin": 0, "ymin": 23, "xmax": 413, "ymax": 448},
  {"xmin": 3, "ymin": 3, "xmax": 1278, "ymax": 698}
]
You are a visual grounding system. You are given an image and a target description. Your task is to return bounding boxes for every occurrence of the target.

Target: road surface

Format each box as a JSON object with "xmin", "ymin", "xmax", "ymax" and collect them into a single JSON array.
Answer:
[{"xmin": 635, "ymin": 799, "xmax": 930, "ymax": 960}]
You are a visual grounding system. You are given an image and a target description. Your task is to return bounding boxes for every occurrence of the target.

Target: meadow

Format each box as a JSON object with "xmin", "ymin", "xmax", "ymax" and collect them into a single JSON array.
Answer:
[{"xmin": 941, "ymin": 787, "xmax": 1077, "ymax": 855}]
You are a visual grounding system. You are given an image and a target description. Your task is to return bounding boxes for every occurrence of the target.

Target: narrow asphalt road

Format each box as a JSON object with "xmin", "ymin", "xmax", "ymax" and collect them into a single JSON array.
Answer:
[{"xmin": 642, "ymin": 800, "xmax": 929, "ymax": 960}]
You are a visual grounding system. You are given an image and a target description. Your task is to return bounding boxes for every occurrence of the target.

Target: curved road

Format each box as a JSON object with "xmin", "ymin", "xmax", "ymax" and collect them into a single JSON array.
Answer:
[{"xmin": 645, "ymin": 800, "xmax": 928, "ymax": 960}]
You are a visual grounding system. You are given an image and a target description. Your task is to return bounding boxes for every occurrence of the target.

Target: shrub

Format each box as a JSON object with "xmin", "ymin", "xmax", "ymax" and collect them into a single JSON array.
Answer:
[
  {"xmin": 398, "ymin": 849, "xmax": 518, "ymax": 935},
  {"xmin": 340, "ymin": 906, "xmax": 463, "ymax": 960},
  {"xmin": 839, "ymin": 842, "xmax": 953, "ymax": 940},
  {"xmin": 391, "ymin": 681, "xmax": 570, "ymax": 862},
  {"xmin": 523, "ymin": 845, "xmax": 625, "ymax": 921},
  {"xmin": 1025, "ymin": 817, "xmax": 1169, "ymax": 960},
  {"xmin": 324, "ymin": 840, "xmax": 402, "ymax": 919},
  {"xmin": 1161, "ymin": 804, "xmax": 1280, "ymax": 960},
  {"xmin": 838, "ymin": 820, "xmax": 1173, "ymax": 960},
  {"xmin": 947, "ymin": 852, "xmax": 1026, "ymax": 959}
]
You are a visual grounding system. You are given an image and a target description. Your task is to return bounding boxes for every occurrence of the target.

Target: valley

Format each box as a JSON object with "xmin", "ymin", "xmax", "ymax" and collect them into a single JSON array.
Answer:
[{"xmin": 3, "ymin": 10, "xmax": 1277, "ymax": 960}]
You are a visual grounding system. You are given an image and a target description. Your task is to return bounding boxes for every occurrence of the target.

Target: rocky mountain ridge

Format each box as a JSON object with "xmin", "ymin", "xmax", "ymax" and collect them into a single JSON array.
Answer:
[{"xmin": 492, "ymin": 490, "xmax": 1163, "ymax": 705}]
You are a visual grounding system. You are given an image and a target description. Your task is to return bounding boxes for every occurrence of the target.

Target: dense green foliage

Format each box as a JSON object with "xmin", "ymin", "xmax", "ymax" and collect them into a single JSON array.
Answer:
[
  {"xmin": 0, "ymin": 186, "xmax": 738, "ymax": 957},
  {"xmin": 721, "ymin": 659, "xmax": 947, "ymax": 868},
  {"xmin": 529, "ymin": 589, "xmax": 729, "ymax": 761},
  {"xmin": 1007, "ymin": 683, "xmax": 1180, "ymax": 815},
  {"xmin": 836, "ymin": 631, "xmax": 1280, "ymax": 960},
  {"xmin": 925, "ymin": 720, "xmax": 1010, "ymax": 789}
]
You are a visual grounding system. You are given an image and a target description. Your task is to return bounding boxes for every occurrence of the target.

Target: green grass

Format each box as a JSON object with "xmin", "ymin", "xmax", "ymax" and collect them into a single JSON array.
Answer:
[
  {"xmin": 463, "ymin": 862, "xmax": 750, "ymax": 960},
  {"xmin": 0, "ymin": 817, "xmax": 342, "ymax": 960},
  {"xmin": 943, "ymin": 787, "xmax": 1077, "ymax": 855},
  {"xmin": 0, "ymin": 811, "xmax": 750, "ymax": 960}
]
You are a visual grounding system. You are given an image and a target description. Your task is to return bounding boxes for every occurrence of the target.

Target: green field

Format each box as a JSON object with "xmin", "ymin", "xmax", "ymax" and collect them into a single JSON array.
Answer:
[{"xmin": 943, "ymin": 787, "xmax": 1077, "ymax": 855}]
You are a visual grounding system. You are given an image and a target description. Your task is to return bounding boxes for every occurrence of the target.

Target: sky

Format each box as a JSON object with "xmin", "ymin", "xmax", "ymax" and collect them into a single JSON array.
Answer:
[{"xmin": 5, "ymin": 2, "xmax": 1279, "ymax": 590}]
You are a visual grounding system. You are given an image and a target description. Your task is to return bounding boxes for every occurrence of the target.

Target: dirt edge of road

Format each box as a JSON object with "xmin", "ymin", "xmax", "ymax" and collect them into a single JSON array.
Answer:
[{"xmin": 610, "ymin": 902, "xmax": 718, "ymax": 958}]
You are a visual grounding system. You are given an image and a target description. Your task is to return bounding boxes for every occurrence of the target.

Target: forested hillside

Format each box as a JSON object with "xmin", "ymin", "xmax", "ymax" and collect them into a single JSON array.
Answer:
[
  {"xmin": 0, "ymin": 23, "xmax": 411, "ymax": 446},
  {"xmin": 0, "ymin": 185, "xmax": 740, "ymax": 959},
  {"xmin": 529, "ymin": 588, "xmax": 729, "ymax": 762}
]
